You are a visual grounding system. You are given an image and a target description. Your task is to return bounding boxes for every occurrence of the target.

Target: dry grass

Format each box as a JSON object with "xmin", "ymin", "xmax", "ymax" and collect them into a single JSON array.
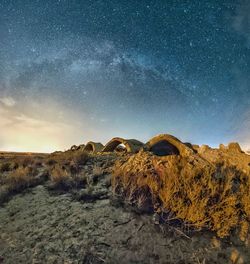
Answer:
[
  {"xmin": 92, "ymin": 165, "xmax": 104, "ymax": 177},
  {"xmin": 4, "ymin": 165, "xmax": 47, "ymax": 195},
  {"xmin": 6, "ymin": 166, "xmax": 34, "ymax": 191},
  {"xmin": 0, "ymin": 151, "xmax": 90, "ymax": 203},
  {"xmin": 0, "ymin": 162, "xmax": 12, "ymax": 172},
  {"xmin": 20, "ymin": 157, "xmax": 35, "ymax": 167},
  {"xmin": 49, "ymin": 165, "xmax": 87, "ymax": 190},
  {"xmin": 46, "ymin": 151, "xmax": 88, "ymax": 167},
  {"xmin": 0, "ymin": 153, "xmax": 49, "ymax": 204},
  {"xmin": 50, "ymin": 165, "xmax": 69, "ymax": 183},
  {"xmin": 47, "ymin": 151, "xmax": 89, "ymax": 190},
  {"xmin": 0, "ymin": 150, "xmax": 89, "ymax": 197},
  {"xmin": 0, "ymin": 154, "xmax": 45, "ymax": 175},
  {"xmin": 50, "ymin": 165, "xmax": 71, "ymax": 189},
  {"xmin": 112, "ymin": 150, "xmax": 250, "ymax": 238},
  {"xmin": 71, "ymin": 151, "xmax": 89, "ymax": 166}
]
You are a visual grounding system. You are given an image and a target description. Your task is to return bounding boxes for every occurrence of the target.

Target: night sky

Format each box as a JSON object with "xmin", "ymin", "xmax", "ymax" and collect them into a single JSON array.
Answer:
[{"xmin": 0, "ymin": 0, "xmax": 250, "ymax": 152}]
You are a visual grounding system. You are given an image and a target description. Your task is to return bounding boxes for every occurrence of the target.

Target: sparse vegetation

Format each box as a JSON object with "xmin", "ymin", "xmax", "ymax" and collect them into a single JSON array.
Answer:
[
  {"xmin": 92, "ymin": 164, "xmax": 104, "ymax": 177},
  {"xmin": 0, "ymin": 139, "xmax": 249, "ymax": 243},
  {"xmin": 0, "ymin": 164, "xmax": 48, "ymax": 205},
  {"xmin": 0, "ymin": 150, "xmax": 91, "ymax": 202},
  {"xmin": 46, "ymin": 158, "xmax": 57, "ymax": 166},
  {"xmin": 47, "ymin": 151, "xmax": 89, "ymax": 190},
  {"xmin": 50, "ymin": 165, "xmax": 70, "ymax": 186},
  {"xmin": 20, "ymin": 157, "xmax": 35, "ymax": 168},
  {"xmin": 112, "ymin": 150, "xmax": 250, "ymax": 238},
  {"xmin": 49, "ymin": 164, "xmax": 86, "ymax": 190},
  {"xmin": 46, "ymin": 150, "xmax": 88, "ymax": 167},
  {"xmin": 0, "ymin": 162, "xmax": 12, "ymax": 172},
  {"xmin": 6, "ymin": 166, "xmax": 36, "ymax": 192}
]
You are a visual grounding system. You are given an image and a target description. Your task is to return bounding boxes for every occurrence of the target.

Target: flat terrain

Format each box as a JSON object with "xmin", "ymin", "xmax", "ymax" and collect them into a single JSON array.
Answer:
[
  {"xmin": 0, "ymin": 151, "xmax": 48, "ymax": 159},
  {"xmin": 0, "ymin": 147, "xmax": 249, "ymax": 263},
  {"xmin": 1, "ymin": 185, "xmax": 249, "ymax": 264}
]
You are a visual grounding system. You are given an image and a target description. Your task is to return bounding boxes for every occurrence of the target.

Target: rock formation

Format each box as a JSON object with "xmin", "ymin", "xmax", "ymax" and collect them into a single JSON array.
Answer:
[
  {"xmin": 144, "ymin": 134, "xmax": 194, "ymax": 157},
  {"xmin": 102, "ymin": 137, "xmax": 144, "ymax": 153},
  {"xmin": 83, "ymin": 142, "xmax": 104, "ymax": 153}
]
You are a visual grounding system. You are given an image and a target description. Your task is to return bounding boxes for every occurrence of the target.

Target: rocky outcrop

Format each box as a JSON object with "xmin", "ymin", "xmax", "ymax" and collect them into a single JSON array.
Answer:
[
  {"xmin": 102, "ymin": 137, "xmax": 144, "ymax": 153},
  {"xmin": 70, "ymin": 145, "xmax": 78, "ymax": 151},
  {"xmin": 145, "ymin": 134, "xmax": 194, "ymax": 157},
  {"xmin": 76, "ymin": 144, "xmax": 85, "ymax": 151},
  {"xmin": 72, "ymin": 135, "xmax": 246, "ymax": 158},
  {"xmin": 83, "ymin": 142, "xmax": 104, "ymax": 153}
]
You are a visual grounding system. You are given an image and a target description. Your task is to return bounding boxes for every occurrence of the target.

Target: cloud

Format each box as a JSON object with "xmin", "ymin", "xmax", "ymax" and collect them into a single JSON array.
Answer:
[
  {"xmin": 229, "ymin": 1, "xmax": 250, "ymax": 149},
  {"xmin": 0, "ymin": 99, "xmax": 97, "ymax": 153},
  {"xmin": 0, "ymin": 97, "xmax": 16, "ymax": 107},
  {"xmin": 0, "ymin": 110, "xmax": 70, "ymax": 152},
  {"xmin": 232, "ymin": 0, "xmax": 250, "ymax": 46},
  {"xmin": 236, "ymin": 108, "xmax": 250, "ymax": 151}
]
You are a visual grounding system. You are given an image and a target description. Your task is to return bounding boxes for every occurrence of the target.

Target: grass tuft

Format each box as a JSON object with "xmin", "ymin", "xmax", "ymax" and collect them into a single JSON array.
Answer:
[
  {"xmin": 0, "ymin": 162, "xmax": 12, "ymax": 172},
  {"xmin": 5, "ymin": 165, "xmax": 44, "ymax": 194}
]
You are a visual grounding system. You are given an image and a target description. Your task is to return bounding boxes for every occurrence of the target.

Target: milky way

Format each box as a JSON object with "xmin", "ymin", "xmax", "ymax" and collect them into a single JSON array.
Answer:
[{"xmin": 0, "ymin": 0, "xmax": 250, "ymax": 151}]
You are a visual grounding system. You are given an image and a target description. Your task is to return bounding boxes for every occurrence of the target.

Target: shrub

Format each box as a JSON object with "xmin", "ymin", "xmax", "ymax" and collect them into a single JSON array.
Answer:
[
  {"xmin": 46, "ymin": 151, "xmax": 88, "ymax": 167},
  {"xmin": 35, "ymin": 161, "xmax": 43, "ymax": 167},
  {"xmin": 6, "ymin": 166, "xmax": 35, "ymax": 192},
  {"xmin": 44, "ymin": 151, "xmax": 89, "ymax": 191},
  {"xmin": 46, "ymin": 159, "xmax": 57, "ymax": 166},
  {"xmin": 92, "ymin": 165, "xmax": 104, "ymax": 177},
  {"xmin": 50, "ymin": 165, "xmax": 71, "ymax": 188},
  {"xmin": 71, "ymin": 151, "xmax": 89, "ymax": 166},
  {"xmin": 11, "ymin": 162, "xmax": 19, "ymax": 170},
  {"xmin": 0, "ymin": 162, "xmax": 11, "ymax": 172},
  {"xmin": 49, "ymin": 163, "xmax": 88, "ymax": 190},
  {"xmin": 112, "ymin": 150, "xmax": 250, "ymax": 238},
  {"xmin": 0, "ymin": 164, "xmax": 48, "ymax": 204},
  {"xmin": 21, "ymin": 157, "xmax": 34, "ymax": 168}
]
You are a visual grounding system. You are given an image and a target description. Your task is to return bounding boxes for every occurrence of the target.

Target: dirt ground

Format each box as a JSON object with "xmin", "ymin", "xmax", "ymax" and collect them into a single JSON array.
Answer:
[
  {"xmin": 0, "ymin": 148, "xmax": 250, "ymax": 264},
  {"xmin": 0, "ymin": 183, "xmax": 249, "ymax": 264}
]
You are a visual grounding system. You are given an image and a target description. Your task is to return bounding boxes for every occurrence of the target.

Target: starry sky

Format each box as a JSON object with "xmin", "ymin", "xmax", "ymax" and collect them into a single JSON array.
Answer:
[{"xmin": 0, "ymin": 0, "xmax": 250, "ymax": 152}]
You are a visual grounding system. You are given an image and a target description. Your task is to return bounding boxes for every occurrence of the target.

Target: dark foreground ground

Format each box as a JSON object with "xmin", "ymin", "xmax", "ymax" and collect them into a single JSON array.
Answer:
[
  {"xmin": 0, "ymin": 150, "xmax": 249, "ymax": 263},
  {"xmin": 0, "ymin": 185, "xmax": 249, "ymax": 264}
]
